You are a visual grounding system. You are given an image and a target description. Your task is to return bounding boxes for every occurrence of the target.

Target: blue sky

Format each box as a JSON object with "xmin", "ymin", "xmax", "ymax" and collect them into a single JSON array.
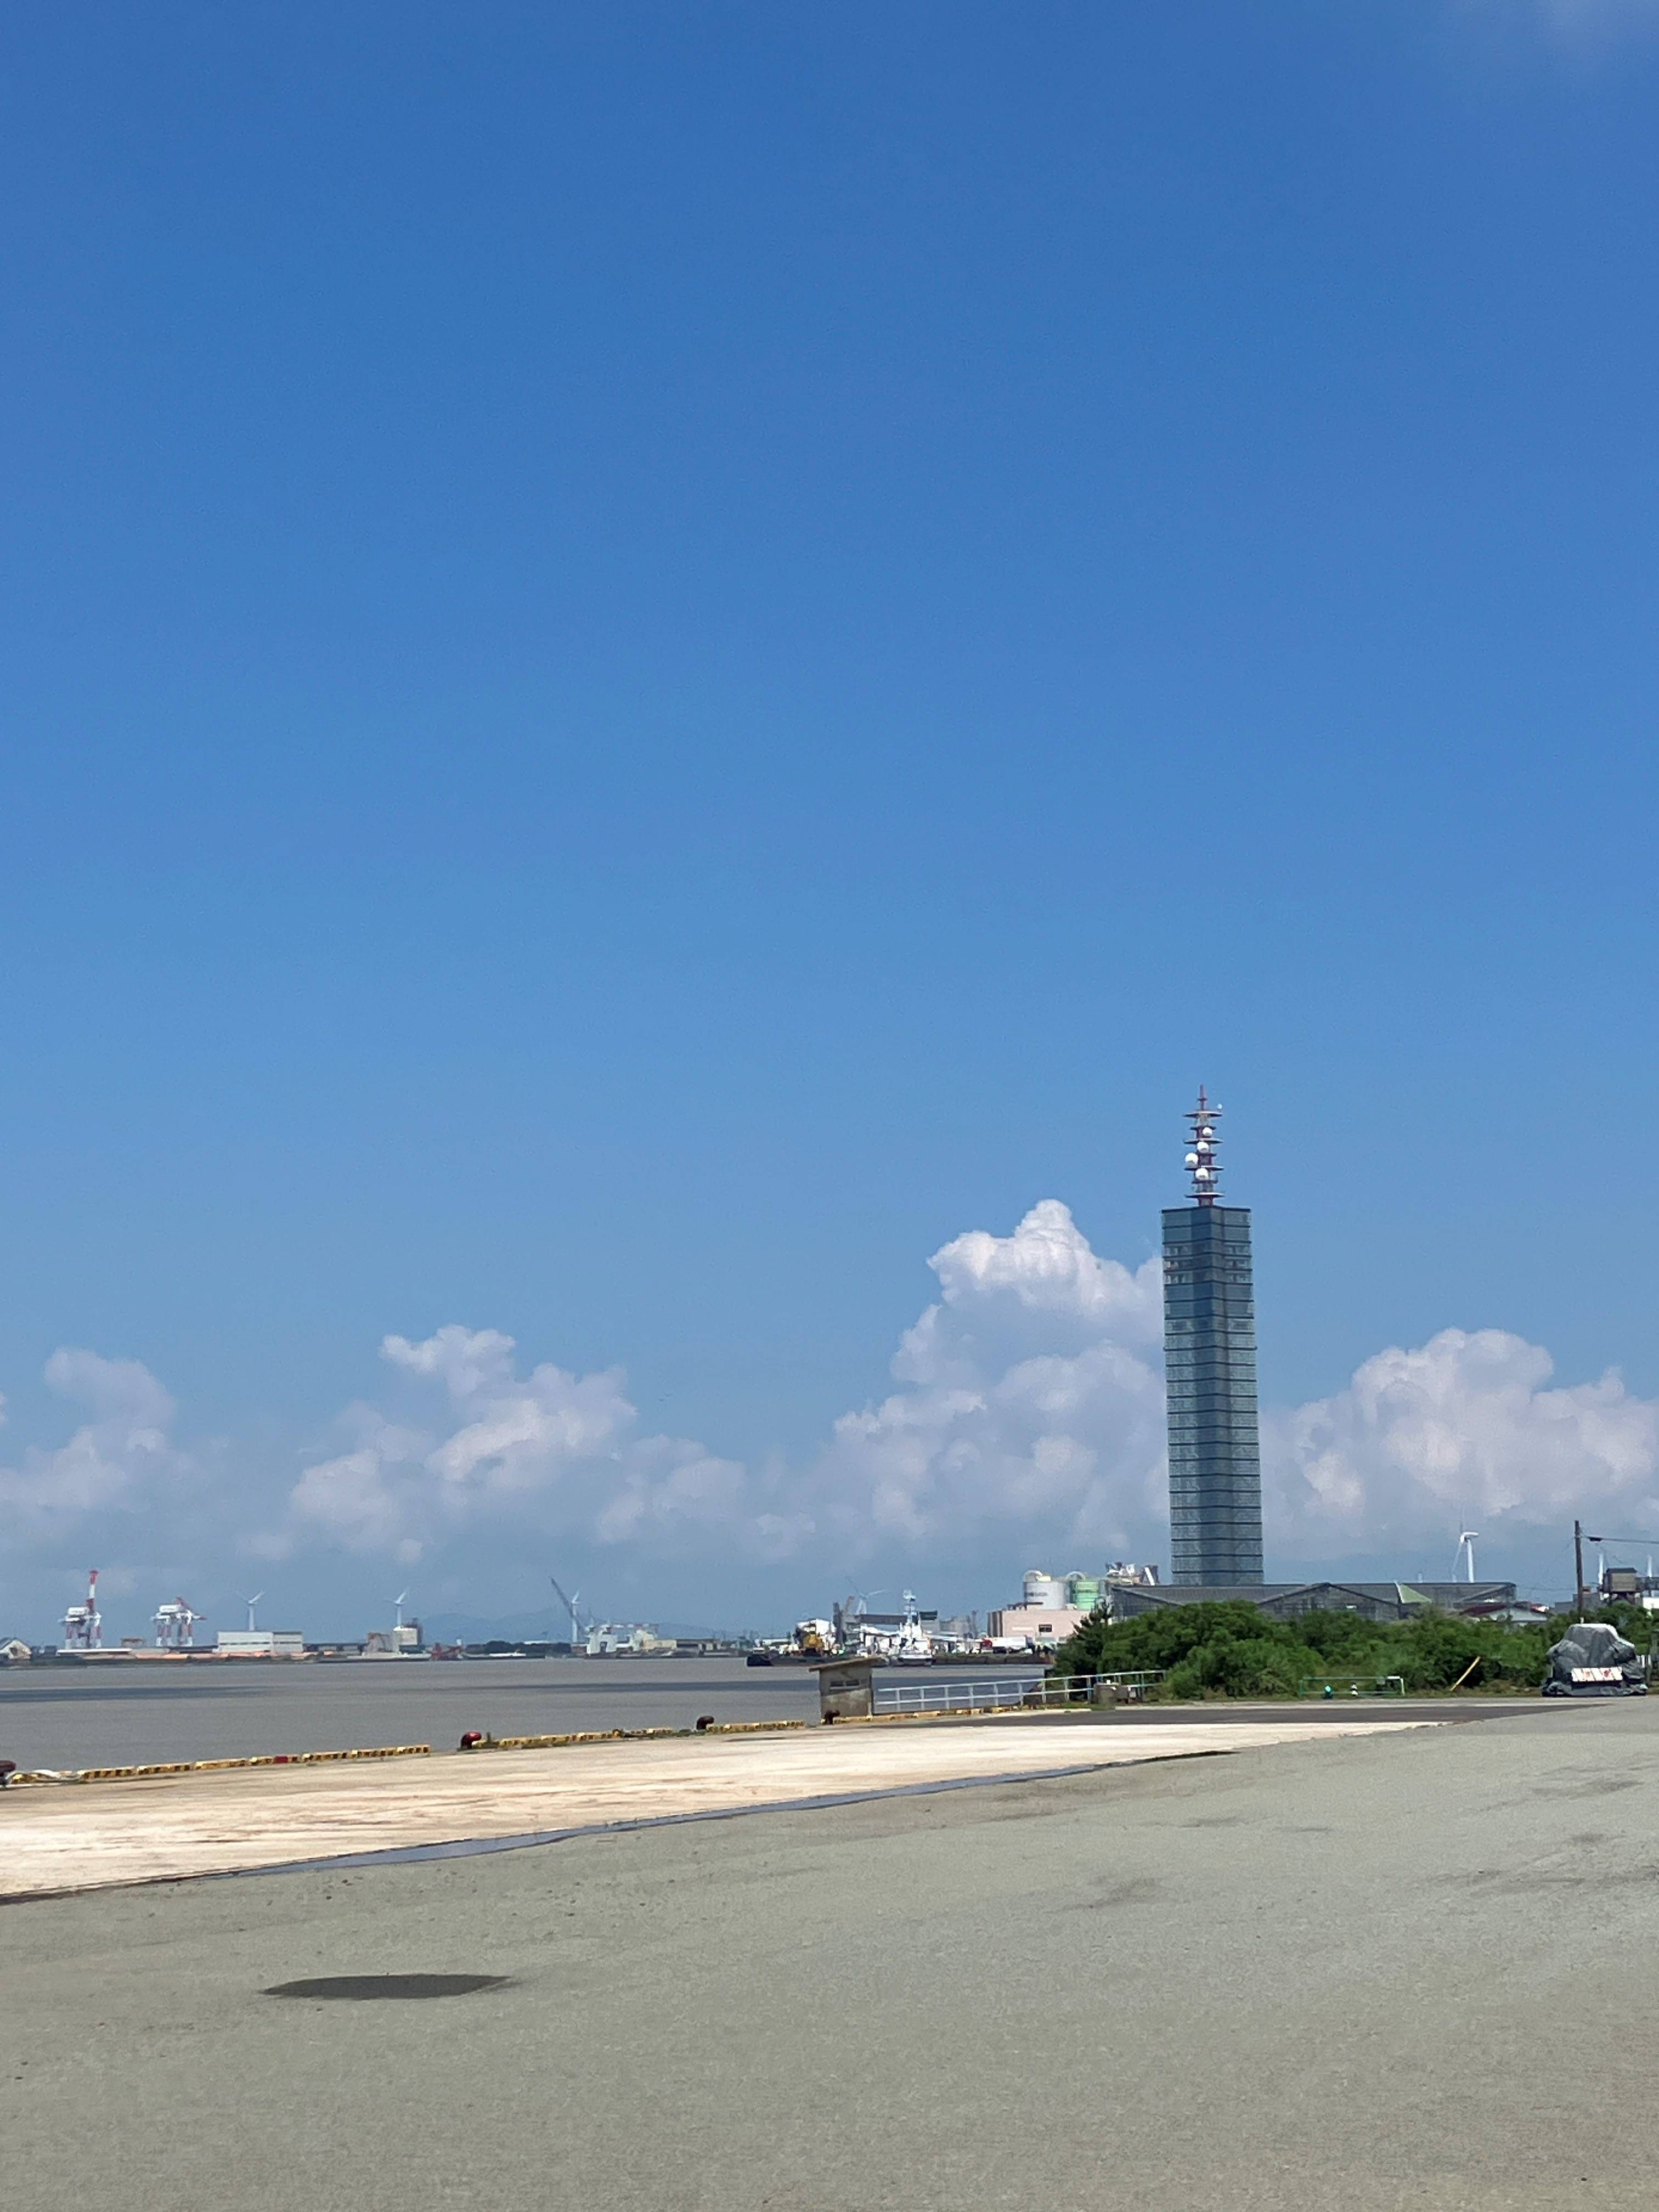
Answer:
[{"xmin": 4, "ymin": 1, "xmax": 1659, "ymax": 1639}]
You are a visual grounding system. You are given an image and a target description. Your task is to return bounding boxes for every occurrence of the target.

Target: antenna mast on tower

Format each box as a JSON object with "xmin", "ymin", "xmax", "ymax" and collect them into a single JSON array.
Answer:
[{"xmin": 1183, "ymin": 1089, "xmax": 1222, "ymax": 1205}]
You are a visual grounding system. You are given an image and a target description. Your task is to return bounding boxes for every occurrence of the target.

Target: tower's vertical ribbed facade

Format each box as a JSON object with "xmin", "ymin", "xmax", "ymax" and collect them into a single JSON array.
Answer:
[{"xmin": 1164, "ymin": 1091, "xmax": 1265, "ymax": 1585}]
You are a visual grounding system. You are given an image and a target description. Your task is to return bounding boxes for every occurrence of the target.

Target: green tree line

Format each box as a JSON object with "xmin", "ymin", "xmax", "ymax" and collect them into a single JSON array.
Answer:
[{"xmin": 1049, "ymin": 1599, "xmax": 1652, "ymax": 1700}]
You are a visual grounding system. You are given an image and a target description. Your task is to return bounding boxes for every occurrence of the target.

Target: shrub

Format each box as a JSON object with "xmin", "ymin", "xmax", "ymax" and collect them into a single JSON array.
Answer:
[{"xmin": 1051, "ymin": 1599, "xmax": 1602, "ymax": 1700}]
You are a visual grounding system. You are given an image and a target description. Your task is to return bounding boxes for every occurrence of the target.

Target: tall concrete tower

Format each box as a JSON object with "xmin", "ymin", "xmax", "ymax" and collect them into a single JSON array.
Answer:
[{"xmin": 1163, "ymin": 1090, "xmax": 1265, "ymax": 1585}]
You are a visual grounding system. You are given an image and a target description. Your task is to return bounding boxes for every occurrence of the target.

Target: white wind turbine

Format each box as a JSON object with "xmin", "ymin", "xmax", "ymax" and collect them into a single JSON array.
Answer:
[
  {"xmin": 1454, "ymin": 1529, "xmax": 1479, "ymax": 1584},
  {"xmin": 391, "ymin": 1590, "xmax": 409, "ymax": 1632},
  {"xmin": 241, "ymin": 1591, "xmax": 265, "ymax": 1632}
]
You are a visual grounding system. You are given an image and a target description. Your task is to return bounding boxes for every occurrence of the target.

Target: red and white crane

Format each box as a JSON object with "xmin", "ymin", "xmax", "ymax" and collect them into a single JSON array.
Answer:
[
  {"xmin": 153, "ymin": 1596, "xmax": 205, "ymax": 1649},
  {"xmin": 61, "ymin": 1569, "xmax": 102, "ymax": 1650}
]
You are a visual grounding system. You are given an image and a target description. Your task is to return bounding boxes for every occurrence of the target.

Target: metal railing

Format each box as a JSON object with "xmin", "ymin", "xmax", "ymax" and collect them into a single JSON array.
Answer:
[
  {"xmin": 872, "ymin": 1669, "xmax": 1165, "ymax": 1716},
  {"xmin": 1295, "ymin": 1674, "xmax": 1407, "ymax": 1699}
]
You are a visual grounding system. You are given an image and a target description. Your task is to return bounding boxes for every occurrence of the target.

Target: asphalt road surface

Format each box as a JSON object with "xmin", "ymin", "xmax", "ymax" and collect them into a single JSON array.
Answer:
[{"xmin": 5, "ymin": 1697, "xmax": 1654, "ymax": 2210}]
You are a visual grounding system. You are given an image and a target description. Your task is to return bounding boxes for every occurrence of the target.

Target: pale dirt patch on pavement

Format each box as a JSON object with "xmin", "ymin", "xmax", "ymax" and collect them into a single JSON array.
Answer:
[{"xmin": 0, "ymin": 1712, "xmax": 1425, "ymax": 1895}]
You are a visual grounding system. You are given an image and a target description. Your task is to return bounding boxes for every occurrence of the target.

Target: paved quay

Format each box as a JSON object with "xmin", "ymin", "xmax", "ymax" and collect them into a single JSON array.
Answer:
[
  {"xmin": 0, "ymin": 1709, "xmax": 1417, "ymax": 1895},
  {"xmin": 2, "ymin": 1700, "xmax": 1650, "ymax": 2212}
]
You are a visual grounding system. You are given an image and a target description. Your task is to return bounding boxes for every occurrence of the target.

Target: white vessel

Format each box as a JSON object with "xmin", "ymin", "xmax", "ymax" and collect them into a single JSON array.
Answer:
[
  {"xmin": 891, "ymin": 1591, "xmax": 934, "ymax": 1666},
  {"xmin": 586, "ymin": 1622, "xmax": 674, "ymax": 1656}
]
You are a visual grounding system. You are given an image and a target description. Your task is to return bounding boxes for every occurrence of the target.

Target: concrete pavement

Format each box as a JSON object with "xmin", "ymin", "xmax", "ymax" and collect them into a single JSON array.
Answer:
[
  {"xmin": 4, "ymin": 1699, "xmax": 1653, "ymax": 2211},
  {"xmin": 0, "ymin": 1709, "xmax": 1418, "ymax": 1895}
]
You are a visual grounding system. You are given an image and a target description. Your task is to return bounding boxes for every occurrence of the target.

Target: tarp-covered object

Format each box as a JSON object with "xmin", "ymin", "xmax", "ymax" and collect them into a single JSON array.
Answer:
[{"xmin": 1542, "ymin": 1620, "xmax": 1647, "ymax": 1696}]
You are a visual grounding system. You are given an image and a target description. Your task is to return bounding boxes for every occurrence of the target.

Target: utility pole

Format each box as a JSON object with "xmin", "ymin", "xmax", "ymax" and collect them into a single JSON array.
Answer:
[{"xmin": 1575, "ymin": 1521, "xmax": 1604, "ymax": 1621}]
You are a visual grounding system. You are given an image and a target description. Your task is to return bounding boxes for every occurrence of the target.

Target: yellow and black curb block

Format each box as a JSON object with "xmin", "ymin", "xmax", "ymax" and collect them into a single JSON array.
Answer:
[
  {"xmin": 456, "ymin": 1719, "xmax": 808, "ymax": 1752},
  {"xmin": 2, "ymin": 1725, "xmax": 817, "ymax": 1791},
  {"xmin": 7, "ymin": 1744, "xmax": 433, "ymax": 1787}
]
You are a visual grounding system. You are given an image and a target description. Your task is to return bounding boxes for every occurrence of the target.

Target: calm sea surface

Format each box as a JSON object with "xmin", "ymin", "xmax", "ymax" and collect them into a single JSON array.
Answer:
[{"xmin": 0, "ymin": 1655, "xmax": 1041, "ymax": 1771}]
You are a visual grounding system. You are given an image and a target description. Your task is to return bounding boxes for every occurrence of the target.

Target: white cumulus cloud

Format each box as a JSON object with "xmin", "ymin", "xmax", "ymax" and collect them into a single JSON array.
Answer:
[
  {"xmin": 808, "ymin": 1202, "xmax": 1168, "ymax": 1564},
  {"xmin": 0, "ymin": 1349, "xmax": 187, "ymax": 1530},
  {"xmin": 11, "ymin": 1203, "xmax": 1659, "ymax": 1609},
  {"xmin": 275, "ymin": 1203, "xmax": 1170, "ymax": 1572},
  {"xmin": 1266, "ymin": 1327, "xmax": 1659, "ymax": 1561},
  {"xmin": 273, "ymin": 1203, "xmax": 1659, "ymax": 1583},
  {"xmin": 283, "ymin": 1325, "xmax": 745, "ymax": 1564}
]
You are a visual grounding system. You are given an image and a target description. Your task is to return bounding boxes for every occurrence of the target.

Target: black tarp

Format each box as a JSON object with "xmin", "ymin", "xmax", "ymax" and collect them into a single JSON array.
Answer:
[{"xmin": 1542, "ymin": 1618, "xmax": 1647, "ymax": 1696}]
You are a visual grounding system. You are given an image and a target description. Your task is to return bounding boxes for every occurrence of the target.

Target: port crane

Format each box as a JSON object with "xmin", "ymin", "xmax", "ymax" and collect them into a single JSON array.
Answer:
[
  {"xmin": 153, "ymin": 1596, "xmax": 205, "ymax": 1649},
  {"xmin": 62, "ymin": 1570, "xmax": 102, "ymax": 1651},
  {"xmin": 549, "ymin": 1573, "xmax": 593, "ymax": 1649}
]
